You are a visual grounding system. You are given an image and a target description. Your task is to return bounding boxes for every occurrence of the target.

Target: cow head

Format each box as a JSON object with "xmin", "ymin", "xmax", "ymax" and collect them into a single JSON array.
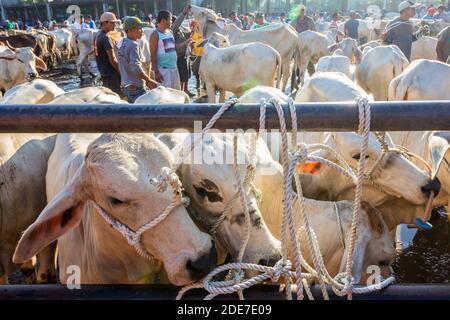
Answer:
[
  {"xmin": 349, "ymin": 202, "xmax": 396, "ymax": 284},
  {"xmin": 175, "ymin": 133, "xmax": 282, "ymax": 274},
  {"xmin": 331, "ymin": 38, "xmax": 362, "ymax": 64},
  {"xmin": 13, "ymin": 134, "xmax": 217, "ymax": 286},
  {"xmin": 16, "ymin": 47, "xmax": 47, "ymax": 77},
  {"xmin": 191, "ymin": 5, "xmax": 228, "ymax": 37},
  {"xmin": 311, "ymin": 132, "xmax": 438, "ymax": 207}
]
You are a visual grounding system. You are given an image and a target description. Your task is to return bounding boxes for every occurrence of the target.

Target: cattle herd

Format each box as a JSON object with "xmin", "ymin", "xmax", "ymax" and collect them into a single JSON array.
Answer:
[{"xmin": 0, "ymin": 5, "xmax": 449, "ymax": 295}]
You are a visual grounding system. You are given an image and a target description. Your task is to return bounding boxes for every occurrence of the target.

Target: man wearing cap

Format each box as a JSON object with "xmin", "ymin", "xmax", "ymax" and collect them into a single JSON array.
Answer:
[
  {"xmin": 382, "ymin": 1, "xmax": 422, "ymax": 61},
  {"xmin": 344, "ymin": 11, "xmax": 359, "ymax": 41},
  {"xmin": 118, "ymin": 16, "xmax": 158, "ymax": 102},
  {"xmin": 94, "ymin": 12, "xmax": 121, "ymax": 95},
  {"xmin": 290, "ymin": 4, "xmax": 316, "ymax": 33},
  {"xmin": 253, "ymin": 12, "xmax": 270, "ymax": 29},
  {"xmin": 228, "ymin": 11, "xmax": 243, "ymax": 28}
]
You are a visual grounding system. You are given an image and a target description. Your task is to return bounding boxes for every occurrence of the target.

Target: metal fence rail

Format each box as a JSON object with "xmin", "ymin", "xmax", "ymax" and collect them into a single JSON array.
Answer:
[
  {"xmin": 2, "ymin": 101, "xmax": 450, "ymax": 300},
  {"xmin": 0, "ymin": 284, "xmax": 449, "ymax": 300},
  {"xmin": 0, "ymin": 101, "xmax": 449, "ymax": 133}
]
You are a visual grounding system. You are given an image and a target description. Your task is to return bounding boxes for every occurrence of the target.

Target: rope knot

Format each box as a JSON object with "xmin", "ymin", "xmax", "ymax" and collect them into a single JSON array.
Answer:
[
  {"xmin": 269, "ymin": 259, "xmax": 292, "ymax": 283},
  {"xmin": 292, "ymin": 143, "xmax": 309, "ymax": 162},
  {"xmin": 150, "ymin": 167, "xmax": 181, "ymax": 193}
]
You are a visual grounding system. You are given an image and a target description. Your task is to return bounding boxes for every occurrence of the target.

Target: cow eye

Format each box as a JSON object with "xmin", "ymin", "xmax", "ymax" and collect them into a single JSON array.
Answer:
[
  {"xmin": 109, "ymin": 197, "xmax": 125, "ymax": 206},
  {"xmin": 352, "ymin": 154, "xmax": 369, "ymax": 160},
  {"xmin": 194, "ymin": 186, "xmax": 223, "ymax": 202}
]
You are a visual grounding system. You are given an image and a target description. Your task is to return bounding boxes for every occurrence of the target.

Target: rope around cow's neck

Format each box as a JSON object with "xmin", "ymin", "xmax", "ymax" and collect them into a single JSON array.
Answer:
[
  {"xmin": 176, "ymin": 97, "xmax": 396, "ymax": 300},
  {"xmin": 92, "ymin": 169, "xmax": 189, "ymax": 261}
]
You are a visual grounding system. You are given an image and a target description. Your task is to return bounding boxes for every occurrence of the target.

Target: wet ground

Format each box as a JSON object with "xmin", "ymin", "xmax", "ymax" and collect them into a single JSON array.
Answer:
[
  {"xmin": 8, "ymin": 59, "xmax": 448, "ymax": 285},
  {"xmin": 393, "ymin": 208, "xmax": 450, "ymax": 283}
]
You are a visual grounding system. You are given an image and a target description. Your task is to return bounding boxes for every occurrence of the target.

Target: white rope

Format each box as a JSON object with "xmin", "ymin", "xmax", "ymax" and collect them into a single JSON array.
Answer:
[
  {"xmin": 92, "ymin": 168, "xmax": 189, "ymax": 261},
  {"xmin": 176, "ymin": 97, "xmax": 395, "ymax": 300}
]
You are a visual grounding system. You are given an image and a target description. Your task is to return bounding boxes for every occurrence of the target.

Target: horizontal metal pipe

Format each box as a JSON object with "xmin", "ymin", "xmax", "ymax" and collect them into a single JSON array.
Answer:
[
  {"xmin": 0, "ymin": 284, "xmax": 449, "ymax": 300},
  {"xmin": 0, "ymin": 101, "xmax": 449, "ymax": 133}
]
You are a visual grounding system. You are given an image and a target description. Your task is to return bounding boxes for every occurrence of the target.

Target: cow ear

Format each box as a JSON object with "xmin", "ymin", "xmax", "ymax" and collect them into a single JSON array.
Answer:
[
  {"xmin": 216, "ymin": 18, "xmax": 227, "ymax": 29},
  {"xmin": 34, "ymin": 56, "xmax": 47, "ymax": 71},
  {"xmin": 13, "ymin": 165, "xmax": 90, "ymax": 264},
  {"xmin": 361, "ymin": 201, "xmax": 383, "ymax": 235},
  {"xmin": 429, "ymin": 132, "xmax": 450, "ymax": 180}
]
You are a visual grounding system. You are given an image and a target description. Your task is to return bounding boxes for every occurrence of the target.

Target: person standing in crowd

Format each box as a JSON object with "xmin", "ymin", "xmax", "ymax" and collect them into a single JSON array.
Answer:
[
  {"xmin": 329, "ymin": 12, "xmax": 340, "ymax": 29},
  {"xmin": 291, "ymin": 4, "xmax": 316, "ymax": 79},
  {"xmin": 94, "ymin": 12, "xmax": 122, "ymax": 96},
  {"xmin": 246, "ymin": 13, "xmax": 255, "ymax": 30},
  {"xmin": 344, "ymin": 10, "xmax": 359, "ymax": 41},
  {"xmin": 436, "ymin": 25, "xmax": 450, "ymax": 62},
  {"xmin": 382, "ymin": 1, "xmax": 421, "ymax": 61},
  {"xmin": 422, "ymin": 7, "xmax": 435, "ymax": 19},
  {"xmin": 291, "ymin": 4, "xmax": 316, "ymax": 33},
  {"xmin": 144, "ymin": 16, "xmax": 155, "ymax": 28},
  {"xmin": 253, "ymin": 12, "xmax": 270, "ymax": 28},
  {"xmin": 119, "ymin": 16, "xmax": 158, "ymax": 102},
  {"xmin": 171, "ymin": 6, "xmax": 194, "ymax": 96},
  {"xmin": 85, "ymin": 15, "xmax": 96, "ymax": 29},
  {"xmin": 189, "ymin": 19, "xmax": 204, "ymax": 96},
  {"xmin": 228, "ymin": 11, "xmax": 243, "ymax": 28},
  {"xmin": 241, "ymin": 15, "xmax": 249, "ymax": 29},
  {"xmin": 279, "ymin": 12, "xmax": 287, "ymax": 23},
  {"xmin": 434, "ymin": 5, "xmax": 450, "ymax": 22},
  {"xmin": 150, "ymin": 10, "xmax": 184, "ymax": 90}
]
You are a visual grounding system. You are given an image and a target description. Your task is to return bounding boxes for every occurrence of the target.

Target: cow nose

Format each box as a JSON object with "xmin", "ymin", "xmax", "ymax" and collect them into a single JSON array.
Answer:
[
  {"xmin": 186, "ymin": 240, "xmax": 217, "ymax": 280},
  {"xmin": 258, "ymin": 254, "xmax": 282, "ymax": 267},
  {"xmin": 421, "ymin": 178, "xmax": 441, "ymax": 197}
]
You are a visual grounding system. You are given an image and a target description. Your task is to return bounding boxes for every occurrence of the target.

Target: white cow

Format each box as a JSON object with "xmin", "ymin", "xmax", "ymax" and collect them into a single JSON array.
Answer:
[
  {"xmin": 13, "ymin": 133, "xmax": 218, "ymax": 285},
  {"xmin": 251, "ymin": 137, "xmax": 395, "ymax": 283},
  {"xmin": 0, "ymin": 134, "xmax": 56, "ymax": 284},
  {"xmin": 356, "ymin": 45, "xmax": 409, "ymax": 101},
  {"xmin": 411, "ymin": 36, "xmax": 438, "ymax": 61},
  {"xmin": 0, "ymin": 79, "xmax": 62, "ymax": 284},
  {"xmin": 49, "ymin": 86, "xmax": 126, "ymax": 104},
  {"xmin": 1, "ymin": 79, "xmax": 64, "ymax": 104},
  {"xmin": 50, "ymin": 28, "xmax": 73, "ymax": 59},
  {"xmin": 173, "ymin": 133, "xmax": 282, "ymax": 270},
  {"xmin": 388, "ymin": 59, "xmax": 450, "ymax": 101},
  {"xmin": 328, "ymin": 37, "xmax": 362, "ymax": 64},
  {"xmin": 191, "ymin": 5, "xmax": 298, "ymax": 92},
  {"xmin": 295, "ymin": 31, "xmax": 330, "ymax": 85},
  {"xmin": 199, "ymin": 32, "xmax": 281, "ymax": 103},
  {"xmin": 0, "ymin": 47, "xmax": 47, "ymax": 94},
  {"xmin": 134, "ymin": 86, "xmax": 190, "ymax": 104},
  {"xmin": 316, "ymin": 51, "xmax": 352, "ymax": 79},
  {"xmin": 240, "ymin": 85, "xmax": 439, "ymax": 229},
  {"xmin": 296, "ymin": 72, "xmax": 369, "ymax": 102},
  {"xmin": 74, "ymin": 29, "xmax": 97, "ymax": 77}
]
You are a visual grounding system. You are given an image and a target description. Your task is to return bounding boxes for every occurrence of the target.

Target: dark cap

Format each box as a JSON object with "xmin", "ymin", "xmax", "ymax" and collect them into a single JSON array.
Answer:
[{"xmin": 255, "ymin": 12, "xmax": 265, "ymax": 19}]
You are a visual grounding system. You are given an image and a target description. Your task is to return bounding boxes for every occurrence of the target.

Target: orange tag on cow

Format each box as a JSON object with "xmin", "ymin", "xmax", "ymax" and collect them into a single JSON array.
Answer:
[{"xmin": 297, "ymin": 161, "xmax": 323, "ymax": 174}]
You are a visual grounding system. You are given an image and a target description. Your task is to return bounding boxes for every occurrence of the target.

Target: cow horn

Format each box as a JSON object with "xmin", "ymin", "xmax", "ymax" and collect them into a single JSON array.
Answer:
[
  {"xmin": 5, "ymin": 40, "xmax": 16, "ymax": 52},
  {"xmin": 34, "ymin": 56, "xmax": 47, "ymax": 71}
]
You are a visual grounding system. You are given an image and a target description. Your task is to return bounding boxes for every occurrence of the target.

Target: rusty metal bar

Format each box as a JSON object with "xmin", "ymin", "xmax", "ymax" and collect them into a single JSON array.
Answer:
[
  {"xmin": 0, "ymin": 284, "xmax": 449, "ymax": 300},
  {"xmin": 0, "ymin": 101, "xmax": 450, "ymax": 133}
]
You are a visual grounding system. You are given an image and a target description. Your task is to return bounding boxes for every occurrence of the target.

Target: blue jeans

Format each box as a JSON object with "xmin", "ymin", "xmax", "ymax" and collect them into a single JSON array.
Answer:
[{"xmin": 123, "ymin": 86, "xmax": 146, "ymax": 103}]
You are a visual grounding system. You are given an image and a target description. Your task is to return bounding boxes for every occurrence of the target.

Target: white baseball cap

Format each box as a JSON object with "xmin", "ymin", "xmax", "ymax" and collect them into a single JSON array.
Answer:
[{"xmin": 398, "ymin": 1, "xmax": 421, "ymax": 12}]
